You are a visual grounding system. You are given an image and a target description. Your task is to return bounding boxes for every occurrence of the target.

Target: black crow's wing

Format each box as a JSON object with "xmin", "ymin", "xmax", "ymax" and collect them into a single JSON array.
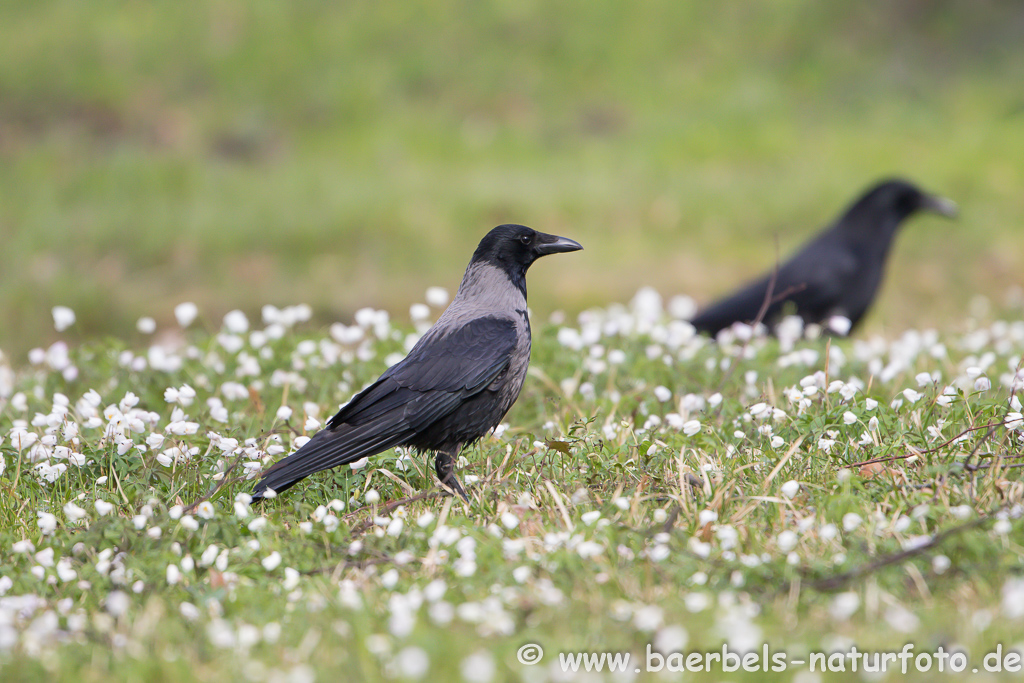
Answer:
[
  {"xmin": 328, "ymin": 316, "xmax": 517, "ymax": 428},
  {"xmin": 692, "ymin": 238, "xmax": 856, "ymax": 335},
  {"xmin": 774, "ymin": 240, "xmax": 857, "ymax": 319},
  {"xmin": 252, "ymin": 317, "xmax": 517, "ymax": 498}
]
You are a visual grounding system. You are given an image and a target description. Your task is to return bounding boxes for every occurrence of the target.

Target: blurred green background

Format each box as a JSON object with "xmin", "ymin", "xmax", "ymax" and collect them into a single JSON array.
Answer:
[{"xmin": 2, "ymin": 0, "xmax": 1023, "ymax": 358}]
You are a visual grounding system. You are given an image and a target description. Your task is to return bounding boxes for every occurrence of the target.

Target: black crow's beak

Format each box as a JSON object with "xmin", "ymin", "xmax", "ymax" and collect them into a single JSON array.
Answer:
[
  {"xmin": 923, "ymin": 194, "xmax": 958, "ymax": 218},
  {"xmin": 534, "ymin": 232, "xmax": 583, "ymax": 255}
]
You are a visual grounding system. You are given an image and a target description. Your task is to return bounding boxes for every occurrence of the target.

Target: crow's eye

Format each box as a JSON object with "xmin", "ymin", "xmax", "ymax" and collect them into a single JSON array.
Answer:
[{"xmin": 520, "ymin": 234, "xmax": 533, "ymax": 245}]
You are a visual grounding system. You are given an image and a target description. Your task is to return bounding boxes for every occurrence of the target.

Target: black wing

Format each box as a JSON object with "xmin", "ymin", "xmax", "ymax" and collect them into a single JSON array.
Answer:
[
  {"xmin": 692, "ymin": 238, "xmax": 856, "ymax": 336},
  {"xmin": 252, "ymin": 316, "xmax": 517, "ymax": 498}
]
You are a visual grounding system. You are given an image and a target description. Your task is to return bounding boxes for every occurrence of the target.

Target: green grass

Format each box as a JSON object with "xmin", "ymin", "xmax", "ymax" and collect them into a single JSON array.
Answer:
[
  {"xmin": 2, "ymin": 1, "xmax": 1024, "ymax": 356},
  {"xmin": 1, "ymin": 297, "xmax": 1023, "ymax": 681}
]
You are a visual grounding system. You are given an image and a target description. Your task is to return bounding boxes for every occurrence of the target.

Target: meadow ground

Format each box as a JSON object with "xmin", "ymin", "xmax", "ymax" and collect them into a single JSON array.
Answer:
[{"xmin": 1, "ymin": 291, "xmax": 1023, "ymax": 682}]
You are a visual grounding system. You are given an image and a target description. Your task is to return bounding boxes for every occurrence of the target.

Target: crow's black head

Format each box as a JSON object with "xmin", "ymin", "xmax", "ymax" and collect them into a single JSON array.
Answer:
[
  {"xmin": 471, "ymin": 224, "xmax": 583, "ymax": 276},
  {"xmin": 843, "ymin": 179, "xmax": 957, "ymax": 234}
]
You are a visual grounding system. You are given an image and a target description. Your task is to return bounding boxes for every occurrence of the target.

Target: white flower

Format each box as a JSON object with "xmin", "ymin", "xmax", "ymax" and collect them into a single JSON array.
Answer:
[
  {"xmin": 276, "ymin": 406, "xmax": 293, "ymax": 421},
  {"xmin": 379, "ymin": 568, "xmax": 399, "ymax": 590},
  {"xmin": 460, "ymin": 651, "xmax": 495, "ymax": 683},
  {"xmin": 166, "ymin": 421, "xmax": 199, "ymax": 436},
  {"xmin": 52, "ymin": 306, "xmax": 76, "ymax": 331},
  {"xmin": 903, "ymin": 388, "xmax": 923, "ymax": 403},
  {"xmin": 777, "ymin": 530, "xmax": 798, "ymax": 552},
  {"xmin": 365, "ymin": 489, "xmax": 380, "ymax": 504},
  {"xmin": 105, "ymin": 590, "xmax": 130, "ymax": 617},
  {"xmin": 780, "ymin": 480, "xmax": 799, "ymax": 499},
  {"xmin": 94, "ymin": 499, "xmax": 114, "ymax": 516},
  {"xmin": 842, "ymin": 513, "xmax": 863, "ymax": 532},
  {"xmin": 829, "ymin": 592, "xmax": 860, "ymax": 621},
  {"xmin": 63, "ymin": 502, "xmax": 88, "ymax": 522},
  {"xmin": 682, "ymin": 420, "xmax": 701, "ymax": 436},
  {"xmin": 174, "ymin": 302, "xmax": 199, "ymax": 328},
  {"xmin": 1002, "ymin": 577, "xmax": 1024, "ymax": 619},
  {"xmin": 136, "ymin": 317, "xmax": 157, "ymax": 334},
  {"xmin": 35, "ymin": 547, "xmax": 55, "ymax": 567},
  {"xmin": 884, "ymin": 605, "xmax": 920, "ymax": 633},
  {"xmin": 646, "ymin": 544, "xmax": 668, "ymax": 561},
  {"xmin": 668, "ymin": 295, "xmax": 697, "ymax": 320},
  {"xmin": 196, "ymin": 502, "xmax": 215, "ymax": 520},
  {"xmin": 261, "ymin": 552, "xmax": 282, "ymax": 572},
  {"xmin": 394, "ymin": 647, "xmax": 430, "ymax": 680},
  {"xmin": 684, "ymin": 592, "xmax": 710, "ymax": 612},
  {"xmin": 842, "ymin": 411, "xmax": 857, "ymax": 425},
  {"xmin": 200, "ymin": 545, "xmax": 220, "ymax": 567},
  {"xmin": 180, "ymin": 602, "xmax": 201, "ymax": 621},
  {"xmin": 827, "ymin": 315, "xmax": 851, "ymax": 336},
  {"xmin": 223, "ymin": 310, "xmax": 249, "ymax": 334},
  {"xmin": 557, "ymin": 327, "xmax": 583, "ymax": 351},
  {"xmin": 425, "ymin": 287, "xmax": 449, "ymax": 308},
  {"xmin": 653, "ymin": 385, "xmax": 672, "ymax": 402},
  {"xmin": 950, "ymin": 505, "xmax": 972, "ymax": 520},
  {"xmin": 409, "ymin": 303, "xmax": 431, "ymax": 322},
  {"xmin": 581, "ymin": 511, "xmax": 602, "ymax": 526},
  {"xmin": 35, "ymin": 462, "xmax": 68, "ymax": 483},
  {"xmin": 633, "ymin": 604, "xmax": 664, "ymax": 631}
]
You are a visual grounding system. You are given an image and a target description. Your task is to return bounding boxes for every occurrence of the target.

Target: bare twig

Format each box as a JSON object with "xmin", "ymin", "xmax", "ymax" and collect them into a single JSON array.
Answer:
[
  {"xmin": 183, "ymin": 451, "xmax": 250, "ymax": 514},
  {"xmin": 299, "ymin": 552, "xmax": 396, "ymax": 576},
  {"xmin": 714, "ymin": 240, "xmax": 784, "ymax": 395},
  {"xmin": 346, "ymin": 488, "xmax": 446, "ymax": 537},
  {"xmin": 847, "ymin": 420, "xmax": 1004, "ymax": 469},
  {"xmin": 803, "ymin": 508, "xmax": 999, "ymax": 592}
]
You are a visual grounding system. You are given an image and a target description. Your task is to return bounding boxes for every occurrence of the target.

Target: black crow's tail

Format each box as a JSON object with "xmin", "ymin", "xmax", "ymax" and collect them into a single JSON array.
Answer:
[{"xmin": 251, "ymin": 422, "xmax": 410, "ymax": 501}]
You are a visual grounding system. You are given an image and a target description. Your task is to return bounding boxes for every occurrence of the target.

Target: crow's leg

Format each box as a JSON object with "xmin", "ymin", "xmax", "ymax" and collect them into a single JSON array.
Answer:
[{"xmin": 435, "ymin": 448, "xmax": 469, "ymax": 502}]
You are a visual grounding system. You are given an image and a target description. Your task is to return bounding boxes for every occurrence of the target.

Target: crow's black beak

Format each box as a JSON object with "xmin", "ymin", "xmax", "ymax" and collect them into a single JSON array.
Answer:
[
  {"xmin": 924, "ymin": 194, "xmax": 958, "ymax": 218},
  {"xmin": 534, "ymin": 233, "xmax": 583, "ymax": 255}
]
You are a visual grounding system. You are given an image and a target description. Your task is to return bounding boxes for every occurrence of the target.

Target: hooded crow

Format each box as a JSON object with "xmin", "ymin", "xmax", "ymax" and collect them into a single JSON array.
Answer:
[
  {"xmin": 690, "ymin": 179, "xmax": 956, "ymax": 336},
  {"xmin": 252, "ymin": 224, "xmax": 582, "ymax": 501}
]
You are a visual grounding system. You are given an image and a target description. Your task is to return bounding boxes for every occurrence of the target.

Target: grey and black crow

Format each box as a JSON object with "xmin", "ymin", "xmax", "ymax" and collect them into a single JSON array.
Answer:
[
  {"xmin": 251, "ymin": 224, "xmax": 582, "ymax": 501},
  {"xmin": 690, "ymin": 179, "xmax": 956, "ymax": 336}
]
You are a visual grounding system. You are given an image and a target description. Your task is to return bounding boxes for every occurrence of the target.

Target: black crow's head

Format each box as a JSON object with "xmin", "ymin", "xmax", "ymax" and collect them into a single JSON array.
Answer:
[
  {"xmin": 471, "ymin": 224, "xmax": 583, "ymax": 275},
  {"xmin": 843, "ymin": 179, "xmax": 957, "ymax": 234}
]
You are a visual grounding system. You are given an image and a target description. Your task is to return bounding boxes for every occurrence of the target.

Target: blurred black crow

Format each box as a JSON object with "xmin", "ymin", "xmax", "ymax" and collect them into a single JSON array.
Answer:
[
  {"xmin": 252, "ymin": 224, "xmax": 582, "ymax": 501},
  {"xmin": 690, "ymin": 179, "xmax": 956, "ymax": 336}
]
